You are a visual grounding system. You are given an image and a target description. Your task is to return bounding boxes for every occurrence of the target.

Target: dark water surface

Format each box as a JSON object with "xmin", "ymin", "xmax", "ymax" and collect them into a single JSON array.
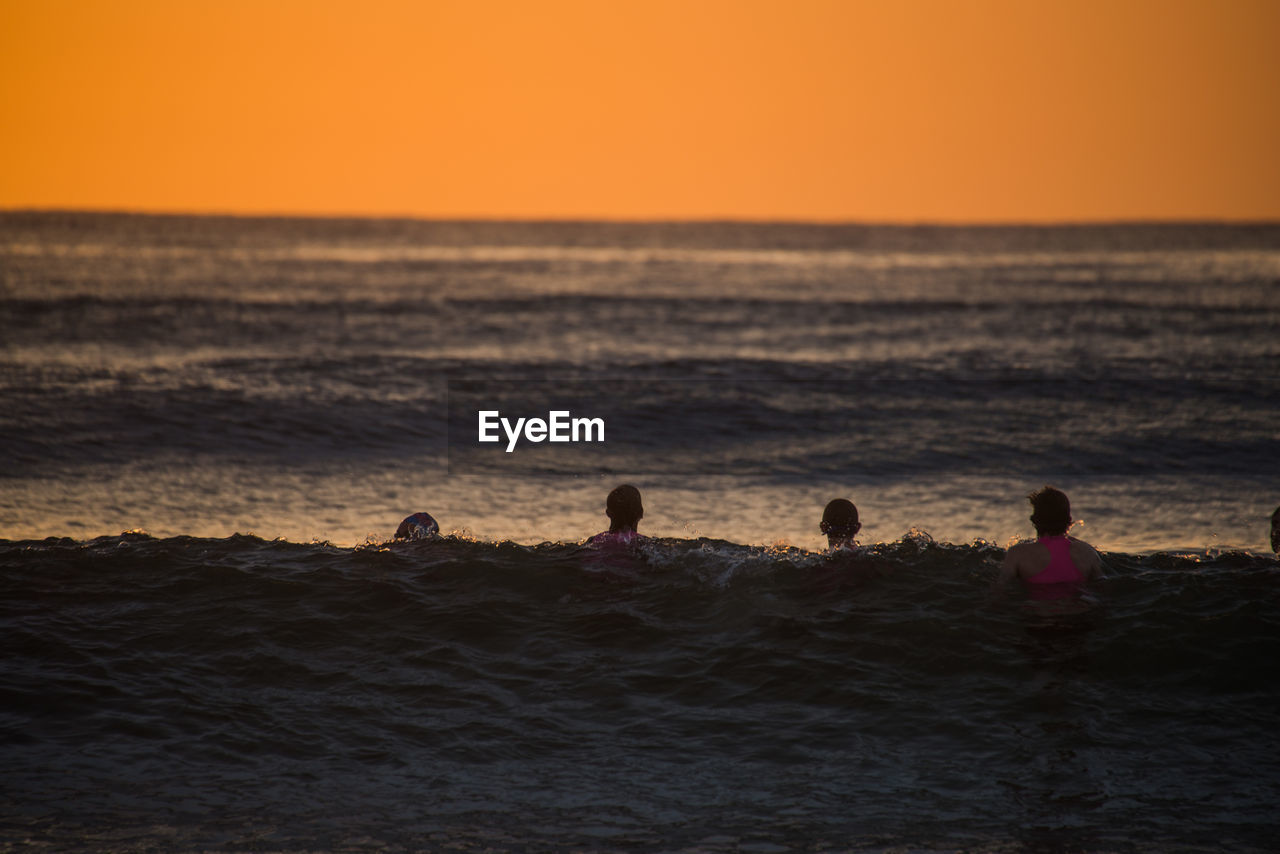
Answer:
[{"xmin": 3, "ymin": 534, "xmax": 1279, "ymax": 852}]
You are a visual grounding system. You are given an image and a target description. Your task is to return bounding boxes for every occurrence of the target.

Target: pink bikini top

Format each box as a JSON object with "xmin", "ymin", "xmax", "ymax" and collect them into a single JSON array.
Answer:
[{"xmin": 1027, "ymin": 536, "xmax": 1084, "ymax": 584}]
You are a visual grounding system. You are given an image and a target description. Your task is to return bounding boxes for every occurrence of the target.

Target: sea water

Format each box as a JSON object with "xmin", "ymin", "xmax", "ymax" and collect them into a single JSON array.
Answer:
[
  {"xmin": 2, "ymin": 213, "xmax": 1279, "ymax": 850},
  {"xmin": 2, "ymin": 214, "xmax": 1277, "ymax": 551}
]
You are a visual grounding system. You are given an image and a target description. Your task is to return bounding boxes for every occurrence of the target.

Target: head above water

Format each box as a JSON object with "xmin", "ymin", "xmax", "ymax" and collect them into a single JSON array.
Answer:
[
  {"xmin": 1028, "ymin": 486, "xmax": 1072, "ymax": 537},
  {"xmin": 394, "ymin": 511, "xmax": 439, "ymax": 541},
  {"xmin": 820, "ymin": 498, "xmax": 861, "ymax": 547},
  {"xmin": 606, "ymin": 484, "xmax": 643, "ymax": 533},
  {"xmin": 1271, "ymin": 505, "xmax": 1280, "ymax": 554}
]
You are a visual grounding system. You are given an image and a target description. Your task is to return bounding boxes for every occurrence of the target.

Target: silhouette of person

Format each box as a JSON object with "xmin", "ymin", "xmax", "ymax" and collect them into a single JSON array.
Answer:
[
  {"xmin": 997, "ymin": 486, "xmax": 1102, "ymax": 595},
  {"xmin": 394, "ymin": 512, "xmax": 439, "ymax": 541},
  {"xmin": 820, "ymin": 498, "xmax": 861, "ymax": 550},
  {"xmin": 587, "ymin": 484, "xmax": 644, "ymax": 545}
]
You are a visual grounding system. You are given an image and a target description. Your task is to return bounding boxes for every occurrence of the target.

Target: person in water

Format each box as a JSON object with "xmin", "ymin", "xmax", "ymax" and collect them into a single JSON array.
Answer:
[
  {"xmin": 997, "ymin": 486, "xmax": 1102, "ymax": 590},
  {"xmin": 394, "ymin": 512, "xmax": 440, "ymax": 541},
  {"xmin": 587, "ymin": 484, "xmax": 644, "ymax": 545},
  {"xmin": 820, "ymin": 498, "xmax": 862, "ymax": 550},
  {"xmin": 1271, "ymin": 505, "xmax": 1280, "ymax": 554}
]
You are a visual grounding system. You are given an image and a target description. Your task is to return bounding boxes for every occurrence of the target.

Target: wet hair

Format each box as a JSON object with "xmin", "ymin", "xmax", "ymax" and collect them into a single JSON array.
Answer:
[
  {"xmin": 606, "ymin": 484, "xmax": 643, "ymax": 532},
  {"xmin": 1028, "ymin": 486, "xmax": 1072, "ymax": 536},
  {"xmin": 820, "ymin": 498, "xmax": 860, "ymax": 538},
  {"xmin": 394, "ymin": 512, "xmax": 439, "ymax": 541}
]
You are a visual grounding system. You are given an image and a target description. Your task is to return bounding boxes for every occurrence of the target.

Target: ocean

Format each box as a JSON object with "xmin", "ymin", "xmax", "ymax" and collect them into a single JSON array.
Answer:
[{"xmin": 2, "ymin": 212, "xmax": 1279, "ymax": 851}]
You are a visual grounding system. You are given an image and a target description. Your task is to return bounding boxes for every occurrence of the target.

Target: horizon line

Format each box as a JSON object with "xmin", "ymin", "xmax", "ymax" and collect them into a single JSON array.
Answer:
[{"xmin": 5, "ymin": 206, "xmax": 1280, "ymax": 230}]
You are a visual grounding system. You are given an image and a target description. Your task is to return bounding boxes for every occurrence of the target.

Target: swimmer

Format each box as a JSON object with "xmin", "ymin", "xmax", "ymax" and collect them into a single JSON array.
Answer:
[
  {"xmin": 1272, "ymin": 505, "xmax": 1280, "ymax": 554},
  {"xmin": 394, "ymin": 512, "xmax": 440, "ymax": 541},
  {"xmin": 587, "ymin": 484, "xmax": 644, "ymax": 545},
  {"xmin": 997, "ymin": 486, "xmax": 1102, "ymax": 591},
  {"xmin": 820, "ymin": 498, "xmax": 862, "ymax": 550}
]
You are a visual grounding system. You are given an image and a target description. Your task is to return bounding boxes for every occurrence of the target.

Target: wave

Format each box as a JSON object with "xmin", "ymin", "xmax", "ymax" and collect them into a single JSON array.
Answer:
[
  {"xmin": 4, "ymin": 532, "xmax": 1278, "ymax": 851},
  {"xmin": 6, "ymin": 532, "xmax": 1276, "ymax": 644},
  {"xmin": 7, "ymin": 531, "xmax": 1277, "ymax": 736}
]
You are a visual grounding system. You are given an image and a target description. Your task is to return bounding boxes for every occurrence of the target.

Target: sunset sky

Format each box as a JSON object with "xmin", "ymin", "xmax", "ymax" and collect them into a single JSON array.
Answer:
[{"xmin": 3, "ymin": 0, "xmax": 1278, "ymax": 222}]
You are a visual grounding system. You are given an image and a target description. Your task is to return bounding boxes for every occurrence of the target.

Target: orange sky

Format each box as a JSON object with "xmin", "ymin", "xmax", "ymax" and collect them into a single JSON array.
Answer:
[{"xmin": 2, "ymin": 0, "xmax": 1278, "ymax": 222}]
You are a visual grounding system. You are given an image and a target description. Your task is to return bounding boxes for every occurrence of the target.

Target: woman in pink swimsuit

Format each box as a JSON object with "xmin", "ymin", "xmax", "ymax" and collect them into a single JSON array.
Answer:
[{"xmin": 997, "ymin": 486, "xmax": 1102, "ymax": 595}]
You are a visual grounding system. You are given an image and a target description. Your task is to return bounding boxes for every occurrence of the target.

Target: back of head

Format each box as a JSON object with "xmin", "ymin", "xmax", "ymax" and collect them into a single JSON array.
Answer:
[
  {"xmin": 1028, "ymin": 486, "xmax": 1071, "ymax": 536},
  {"xmin": 820, "ymin": 498, "xmax": 860, "ymax": 538},
  {"xmin": 394, "ymin": 511, "xmax": 439, "ymax": 541},
  {"xmin": 606, "ymin": 484, "xmax": 643, "ymax": 530}
]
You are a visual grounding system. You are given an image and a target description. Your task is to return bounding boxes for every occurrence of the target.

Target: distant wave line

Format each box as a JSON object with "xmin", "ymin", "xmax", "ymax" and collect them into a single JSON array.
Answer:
[{"xmin": 6, "ymin": 241, "xmax": 1280, "ymax": 276}]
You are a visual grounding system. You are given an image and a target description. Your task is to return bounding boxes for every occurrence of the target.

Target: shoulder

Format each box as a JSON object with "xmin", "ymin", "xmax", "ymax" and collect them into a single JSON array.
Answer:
[
  {"xmin": 1068, "ymin": 537, "xmax": 1103, "ymax": 570},
  {"xmin": 1066, "ymin": 536, "xmax": 1098, "ymax": 556},
  {"xmin": 998, "ymin": 539, "xmax": 1040, "ymax": 583},
  {"xmin": 1003, "ymin": 540, "xmax": 1041, "ymax": 562}
]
